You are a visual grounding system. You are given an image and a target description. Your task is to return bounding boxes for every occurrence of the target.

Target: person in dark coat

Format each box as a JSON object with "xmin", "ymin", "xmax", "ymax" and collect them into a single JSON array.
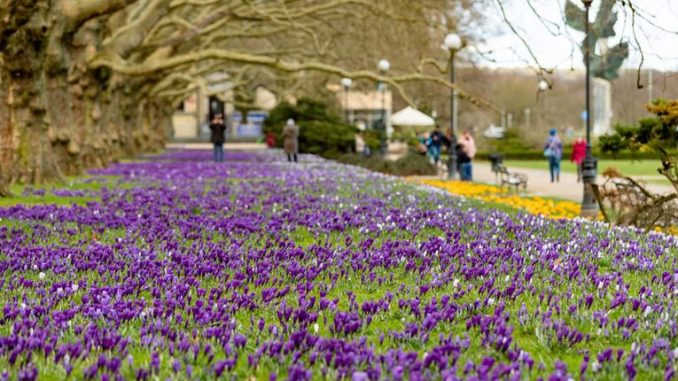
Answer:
[
  {"xmin": 456, "ymin": 143, "xmax": 472, "ymax": 181},
  {"xmin": 428, "ymin": 126, "xmax": 444, "ymax": 165},
  {"xmin": 209, "ymin": 114, "xmax": 227, "ymax": 162}
]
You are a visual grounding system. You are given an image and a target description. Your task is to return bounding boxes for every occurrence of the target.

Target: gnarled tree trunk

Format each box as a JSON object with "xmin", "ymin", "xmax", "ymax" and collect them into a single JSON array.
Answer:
[
  {"xmin": 0, "ymin": 1, "xmax": 64, "ymax": 185},
  {"xmin": 0, "ymin": 3, "xmax": 171, "ymax": 192}
]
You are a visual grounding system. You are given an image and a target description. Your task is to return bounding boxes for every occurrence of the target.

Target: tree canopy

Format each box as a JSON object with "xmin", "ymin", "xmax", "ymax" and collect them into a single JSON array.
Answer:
[
  {"xmin": 0, "ymin": 0, "xmax": 488, "ymax": 192},
  {"xmin": 0, "ymin": 0, "xmax": 667, "ymax": 192}
]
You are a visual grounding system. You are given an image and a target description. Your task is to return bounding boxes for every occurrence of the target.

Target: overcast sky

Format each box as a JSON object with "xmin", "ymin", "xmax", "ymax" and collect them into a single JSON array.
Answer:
[{"xmin": 475, "ymin": 0, "xmax": 678, "ymax": 72}]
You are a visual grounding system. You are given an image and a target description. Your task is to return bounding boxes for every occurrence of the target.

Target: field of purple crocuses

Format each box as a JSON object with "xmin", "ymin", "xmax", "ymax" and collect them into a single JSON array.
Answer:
[{"xmin": 0, "ymin": 150, "xmax": 676, "ymax": 380}]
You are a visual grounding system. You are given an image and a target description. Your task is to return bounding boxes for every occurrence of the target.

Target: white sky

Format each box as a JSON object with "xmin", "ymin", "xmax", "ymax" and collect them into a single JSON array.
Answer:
[{"xmin": 475, "ymin": 0, "xmax": 678, "ymax": 71}]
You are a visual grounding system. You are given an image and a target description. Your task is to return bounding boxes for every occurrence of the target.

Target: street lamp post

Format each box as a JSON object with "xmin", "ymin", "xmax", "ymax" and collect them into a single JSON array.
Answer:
[
  {"xmin": 537, "ymin": 79, "xmax": 549, "ymax": 128},
  {"xmin": 444, "ymin": 33, "xmax": 462, "ymax": 179},
  {"xmin": 377, "ymin": 59, "xmax": 390, "ymax": 155},
  {"xmin": 341, "ymin": 77, "xmax": 352, "ymax": 124},
  {"xmin": 581, "ymin": 0, "xmax": 598, "ymax": 218}
]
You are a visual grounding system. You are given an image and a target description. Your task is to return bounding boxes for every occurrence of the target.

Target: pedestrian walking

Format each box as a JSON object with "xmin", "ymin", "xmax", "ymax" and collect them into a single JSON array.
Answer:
[
  {"xmin": 456, "ymin": 142, "xmax": 472, "ymax": 181},
  {"xmin": 459, "ymin": 130, "xmax": 476, "ymax": 181},
  {"xmin": 282, "ymin": 118, "xmax": 299, "ymax": 162},
  {"xmin": 209, "ymin": 113, "xmax": 227, "ymax": 162},
  {"xmin": 571, "ymin": 137, "xmax": 587, "ymax": 182},
  {"xmin": 544, "ymin": 128, "xmax": 563, "ymax": 182},
  {"xmin": 428, "ymin": 126, "xmax": 444, "ymax": 165}
]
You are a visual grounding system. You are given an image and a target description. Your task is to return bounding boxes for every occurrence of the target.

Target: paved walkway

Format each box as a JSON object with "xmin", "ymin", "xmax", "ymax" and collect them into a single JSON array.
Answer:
[{"xmin": 429, "ymin": 162, "xmax": 675, "ymax": 202}]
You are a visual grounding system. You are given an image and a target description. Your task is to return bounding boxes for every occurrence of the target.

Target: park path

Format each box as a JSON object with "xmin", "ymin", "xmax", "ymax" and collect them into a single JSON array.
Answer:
[{"xmin": 437, "ymin": 161, "xmax": 675, "ymax": 202}]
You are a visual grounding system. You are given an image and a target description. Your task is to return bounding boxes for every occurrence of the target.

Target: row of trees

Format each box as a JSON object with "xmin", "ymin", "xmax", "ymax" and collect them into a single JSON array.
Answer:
[
  {"xmin": 0, "ymin": 1, "xmax": 668, "ymax": 194},
  {"xmin": 0, "ymin": 0, "xmax": 488, "ymax": 194}
]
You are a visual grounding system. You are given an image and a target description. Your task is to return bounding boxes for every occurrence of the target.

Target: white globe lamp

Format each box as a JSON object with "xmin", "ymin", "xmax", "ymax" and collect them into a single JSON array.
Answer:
[
  {"xmin": 377, "ymin": 59, "xmax": 390, "ymax": 73},
  {"xmin": 341, "ymin": 77, "xmax": 352, "ymax": 89},
  {"xmin": 444, "ymin": 33, "xmax": 462, "ymax": 51}
]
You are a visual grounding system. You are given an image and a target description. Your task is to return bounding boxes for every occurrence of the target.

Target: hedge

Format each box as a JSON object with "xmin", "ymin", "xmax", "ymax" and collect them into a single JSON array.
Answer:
[
  {"xmin": 263, "ymin": 98, "xmax": 357, "ymax": 156},
  {"xmin": 329, "ymin": 151, "xmax": 437, "ymax": 176}
]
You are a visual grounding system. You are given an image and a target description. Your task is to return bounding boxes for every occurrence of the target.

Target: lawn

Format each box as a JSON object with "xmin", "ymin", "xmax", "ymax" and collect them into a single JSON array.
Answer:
[
  {"xmin": 502, "ymin": 159, "xmax": 669, "ymax": 183},
  {"xmin": 0, "ymin": 176, "xmax": 132, "ymax": 207},
  {"xmin": 0, "ymin": 150, "xmax": 676, "ymax": 380}
]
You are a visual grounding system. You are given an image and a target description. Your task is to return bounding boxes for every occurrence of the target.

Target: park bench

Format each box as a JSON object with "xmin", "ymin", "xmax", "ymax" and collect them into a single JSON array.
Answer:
[{"xmin": 496, "ymin": 165, "xmax": 528, "ymax": 192}]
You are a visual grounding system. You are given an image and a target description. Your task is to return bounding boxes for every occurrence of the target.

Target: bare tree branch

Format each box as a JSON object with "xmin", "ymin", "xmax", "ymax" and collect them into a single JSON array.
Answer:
[
  {"xmin": 60, "ymin": 0, "xmax": 139, "ymax": 31},
  {"xmin": 102, "ymin": 0, "xmax": 173, "ymax": 58},
  {"xmin": 90, "ymin": 48, "xmax": 501, "ymax": 113},
  {"xmin": 494, "ymin": 0, "xmax": 554, "ymax": 76}
]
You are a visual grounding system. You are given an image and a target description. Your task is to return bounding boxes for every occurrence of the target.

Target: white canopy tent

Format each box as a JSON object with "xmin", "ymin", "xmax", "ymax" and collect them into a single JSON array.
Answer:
[{"xmin": 390, "ymin": 106, "xmax": 435, "ymax": 127}]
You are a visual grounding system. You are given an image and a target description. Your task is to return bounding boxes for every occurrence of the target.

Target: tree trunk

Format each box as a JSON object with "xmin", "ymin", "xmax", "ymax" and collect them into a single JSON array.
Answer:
[
  {"xmin": 0, "ymin": 69, "xmax": 15, "ymax": 196},
  {"xmin": 0, "ymin": 4, "xmax": 174, "ymax": 195},
  {"xmin": 2, "ymin": 59, "xmax": 65, "ymax": 186},
  {"xmin": 0, "ymin": 1, "xmax": 65, "ymax": 186}
]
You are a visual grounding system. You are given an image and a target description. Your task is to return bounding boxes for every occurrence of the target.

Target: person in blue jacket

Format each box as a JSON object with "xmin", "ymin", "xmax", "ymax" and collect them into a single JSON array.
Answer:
[{"xmin": 544, "ymin": 128, "xmax": 563, "ymax": 182}]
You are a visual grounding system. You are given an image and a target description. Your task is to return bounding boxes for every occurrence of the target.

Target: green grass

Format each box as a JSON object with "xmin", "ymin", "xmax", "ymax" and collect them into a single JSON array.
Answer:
[
  {"xmin": 0, "ymin": 175, "xmax": 131, "ymax": 207},
  {"xmin": 500, "ymin": 159, "xmax": 670, "ymax": 184},
  {"xmin": 0, "ymin": 165, "xmax": 674, "ymax": 380}
]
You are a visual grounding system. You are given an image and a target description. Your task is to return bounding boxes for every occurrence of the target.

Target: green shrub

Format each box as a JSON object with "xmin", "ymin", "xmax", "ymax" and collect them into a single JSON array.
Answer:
[
  {"xmin": 391, "ymin": 126, "xmax": 431, "ymax": 148},
  {"xmin": 263, "ymin": 98, "xmax": 357, "ymax": 156},
  {"xmin": 599, "ymin": 134, "xmax": 625, "ymax": 157},
  {"xmin": 392, "ymin": 152, "xmax": 438, "ymax": 176},
  {"xmin": 298, "ymin": 120, "xmax": 356, "ymax": 156},
  {"xmin": 591, "ymin": 99, "xmax": 678, "ymax": 158},
  {"xmin": 332, "ymin": 152, "xmax": 436, "ymax": 176},
  {"xmin": 489, "ymin": 129, "xmax": 536, "ymax": 152},
  {"xmin": 362, "ymin": 130, "xmax": 383, "ymax": 152}
]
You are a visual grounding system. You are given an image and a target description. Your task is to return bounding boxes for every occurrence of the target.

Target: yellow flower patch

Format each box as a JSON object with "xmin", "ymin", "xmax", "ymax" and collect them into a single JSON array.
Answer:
[
  {"xmin": 418, "ymin": 179, "xmax": 582, "ymax": 220},
  {"xmin": 656, "ymin": 225, "xmax": 678, "ymax": 236},
  {"xmin": 420, "ymin": 180, "xmax": 504, "ymax": 198},
  {"xmin": 418, "ymin": 179, "xmax": 677, "ymax": 235}
]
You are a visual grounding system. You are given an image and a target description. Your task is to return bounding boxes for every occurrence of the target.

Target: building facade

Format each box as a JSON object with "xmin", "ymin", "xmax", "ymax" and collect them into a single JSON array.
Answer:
[
  {"xmin": 171, "ymin": 87, "xmax": 277, "ymax": 141},
  {"xmin": 336, "ymin": 89, "xmax": 393, "ymax": 136}
]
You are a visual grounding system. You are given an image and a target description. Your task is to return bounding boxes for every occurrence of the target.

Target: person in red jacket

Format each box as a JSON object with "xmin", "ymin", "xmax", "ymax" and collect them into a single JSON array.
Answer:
[
  {"xmin": 265, "ymin": 131, "xmax": 276, "ymax": 148},
  {"xmin": 571, "ymin": 137, "xmax": 587, "ymax": 182}
]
